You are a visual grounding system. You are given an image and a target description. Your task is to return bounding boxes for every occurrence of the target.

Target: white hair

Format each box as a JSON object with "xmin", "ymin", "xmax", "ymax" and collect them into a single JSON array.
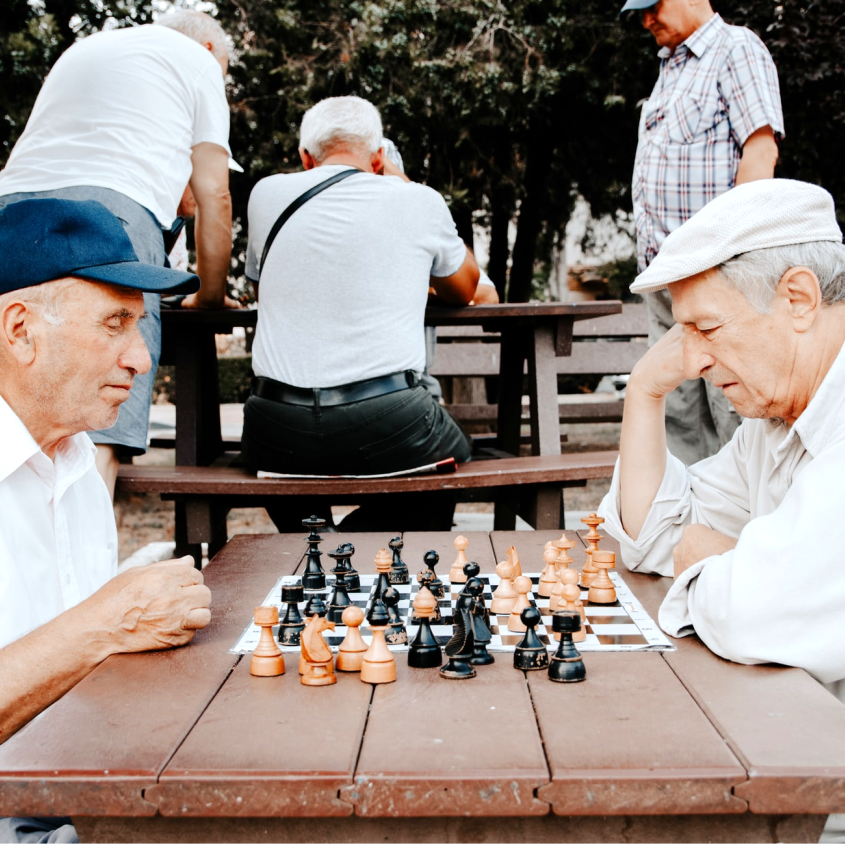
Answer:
[
  {"xmin": 0, "ymin": 281, "xmax": 76, "ymax": 327},
  {"xmin": 299, "ymin": 96, "xmax": 383, "ymax": 164},
  {"xmin": 718, "ymin": 241, "xmax": 845, "ymax": 314},
  {"xmin": 155, "ymin": 10, "xmax": 228, "ymax": 63}
]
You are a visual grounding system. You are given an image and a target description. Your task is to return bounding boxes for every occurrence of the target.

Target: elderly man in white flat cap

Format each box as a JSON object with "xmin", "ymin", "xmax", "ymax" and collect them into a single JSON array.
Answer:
[{"xmin": 598, "ymin": 179, "xmax": 845, "ymax": 694}]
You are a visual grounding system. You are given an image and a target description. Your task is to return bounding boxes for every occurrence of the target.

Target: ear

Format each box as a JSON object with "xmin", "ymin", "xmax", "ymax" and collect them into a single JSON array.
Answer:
[
  {"xmin": 776, "ymin": 266, "xmax": 821, "ymax": 332},
  {"xmin": 369, "ymin": 148, "xmax": 385, "ymax": 175},
  {"xmin": 299, "ymin": 148, "xmax": 316, "ymax": 170},
  {"xmin": 0, "ymin": 301, "xmax": 38, "ymax": 366}
]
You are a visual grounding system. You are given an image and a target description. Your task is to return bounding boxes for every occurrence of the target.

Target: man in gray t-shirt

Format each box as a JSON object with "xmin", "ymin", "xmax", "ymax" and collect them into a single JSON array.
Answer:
[{"xmin": 243, "ymin": 96, "xmax": 480, "ymax": 531}]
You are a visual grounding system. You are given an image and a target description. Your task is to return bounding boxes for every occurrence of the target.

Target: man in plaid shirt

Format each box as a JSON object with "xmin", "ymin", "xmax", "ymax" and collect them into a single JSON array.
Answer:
[{"xmin": 621, "ymin": 0, "xmax": 784, "ymax": 465}]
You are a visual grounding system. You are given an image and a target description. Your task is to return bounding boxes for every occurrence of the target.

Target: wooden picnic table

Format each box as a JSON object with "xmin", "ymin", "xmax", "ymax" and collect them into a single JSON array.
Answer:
[
  {"xmin": 159, "ymin": 300, "xmax": 623, "ymax": 467},
  {"xmin": 1, "ymin": 529, "xmax": 842, "ymax": 843}
]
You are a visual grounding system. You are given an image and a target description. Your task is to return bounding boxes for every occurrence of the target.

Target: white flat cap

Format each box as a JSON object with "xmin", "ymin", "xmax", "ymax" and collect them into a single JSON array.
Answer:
[{"xmin": 630, "ymin": 179, "xmax": 843, "ymax": 294}]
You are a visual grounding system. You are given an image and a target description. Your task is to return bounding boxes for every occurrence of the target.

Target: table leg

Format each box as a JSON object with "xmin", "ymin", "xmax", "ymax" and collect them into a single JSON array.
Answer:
[{"xmin": 527, "ymin": 323, "xmax": 562, "ymax": 457}]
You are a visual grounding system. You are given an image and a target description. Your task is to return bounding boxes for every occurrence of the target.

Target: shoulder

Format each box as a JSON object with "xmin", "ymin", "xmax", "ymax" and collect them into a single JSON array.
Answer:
[
  {"xmin": 384, "ymin": 178, "xmax": 451, "ymax": 213},
  {"xmin": 720, "ymin": 21, "xmax": 776, "ymax": 62}
]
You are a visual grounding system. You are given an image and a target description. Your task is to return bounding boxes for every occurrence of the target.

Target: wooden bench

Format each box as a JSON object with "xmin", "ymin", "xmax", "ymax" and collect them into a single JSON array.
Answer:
[
  {"xmin": 117, "ymin": 452, "xmax": 619, "ymax": 561},
  {"xmin": 432, "ymin": 302, "xmax": 647, "ymax": 430}
]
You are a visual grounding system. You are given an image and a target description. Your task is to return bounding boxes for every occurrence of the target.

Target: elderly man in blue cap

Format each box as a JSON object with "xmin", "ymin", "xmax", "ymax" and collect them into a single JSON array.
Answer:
[
  {"xmin": 0, "ymin": 198, "xmax": 212, "ymax": 843},
  {"xmin": 621, "ymin": 0, "xmax": 784, "ymax": 466}
]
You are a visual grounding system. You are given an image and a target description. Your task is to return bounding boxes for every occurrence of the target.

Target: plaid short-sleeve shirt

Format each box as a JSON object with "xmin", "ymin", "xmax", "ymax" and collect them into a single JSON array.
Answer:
[{"xmin": 633, "ymin": 14, "xmax": 784, "ymax": 271}]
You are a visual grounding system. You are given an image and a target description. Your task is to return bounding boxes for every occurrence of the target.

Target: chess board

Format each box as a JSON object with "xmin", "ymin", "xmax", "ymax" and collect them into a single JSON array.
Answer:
[{"xmin": 231, "ymin": 572, "xmax": 674, "ymax": 654}]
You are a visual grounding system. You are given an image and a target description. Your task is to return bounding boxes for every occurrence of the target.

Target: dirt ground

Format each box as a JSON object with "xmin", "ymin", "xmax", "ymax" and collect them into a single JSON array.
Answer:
[{"xmin": 114, "ymin": 420, "xmax": 620, "ymax": 562}]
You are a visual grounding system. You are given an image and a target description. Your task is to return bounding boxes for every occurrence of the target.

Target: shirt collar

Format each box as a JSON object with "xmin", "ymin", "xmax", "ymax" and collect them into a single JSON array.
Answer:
[
  {"xmin": 658, "ymin": 13, "xmax": 725, "ymax": 60},
  {"xmin": 782, "ymin": 339, "xmax": 845, "ymax": 459},
  {"xmin": 0, "ymin": 393, "xmax": 97, "ymax": 487}
]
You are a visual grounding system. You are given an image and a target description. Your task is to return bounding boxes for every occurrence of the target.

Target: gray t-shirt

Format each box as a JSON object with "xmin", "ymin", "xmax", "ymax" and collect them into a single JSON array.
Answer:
[{"xmin": 246, "ymin": 166, "xmax": 467, "ymax": 388}]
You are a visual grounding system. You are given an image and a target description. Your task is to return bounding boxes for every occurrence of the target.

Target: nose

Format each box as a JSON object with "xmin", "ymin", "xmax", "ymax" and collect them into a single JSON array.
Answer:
[
  {"xmin": 641, "ymin": 7, "xmax": 656, "ymax": 27},
  {"xmin": 119, "ymin": 322, "xmax": 152, "ymax": 376},
  {"xmin": 682, "ymin": 331, "xmax": 715, "ymax": 379}
]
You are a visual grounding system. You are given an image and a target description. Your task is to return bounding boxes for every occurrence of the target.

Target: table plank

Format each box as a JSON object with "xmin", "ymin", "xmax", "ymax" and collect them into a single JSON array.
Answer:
[
  {"xmin": 604, "ymin": 536, "xmax": 845, "ymax": 815},
  {"xmin": 345, "ymin": 659, "xmax": 549, "ymax": 817},
  {"xmin": 533, "ymin": 653, "xmax": 746, "ymax": 815},
  {"xmin": 149, "ymin": 657, "xmax": 370, "ymax": 817}
]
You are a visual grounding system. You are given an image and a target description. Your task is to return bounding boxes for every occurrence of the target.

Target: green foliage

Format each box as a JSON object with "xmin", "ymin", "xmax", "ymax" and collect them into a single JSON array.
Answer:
[{"xmin": 3, "ymin": 0, "xmax": 844, "ymax": 297}]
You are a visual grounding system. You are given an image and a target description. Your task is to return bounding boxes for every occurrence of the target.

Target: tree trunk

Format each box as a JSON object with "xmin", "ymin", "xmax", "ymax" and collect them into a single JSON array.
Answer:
[{"xmin": 507, "ymin": 132, "xmax": 554, "ymax": 303}]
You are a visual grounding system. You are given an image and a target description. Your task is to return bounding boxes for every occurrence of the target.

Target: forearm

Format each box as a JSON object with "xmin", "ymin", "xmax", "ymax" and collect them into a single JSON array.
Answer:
[
  {"xmin": 618, "ymin": 375, "xmax": 669, "ymax": 539},
  {"xmin": 192, "ymin": 193, "xmax": 233, "ymax": 307},
  {"xmin": 0, "ymin": 607, "xmax": 112, "ymax": 742}
]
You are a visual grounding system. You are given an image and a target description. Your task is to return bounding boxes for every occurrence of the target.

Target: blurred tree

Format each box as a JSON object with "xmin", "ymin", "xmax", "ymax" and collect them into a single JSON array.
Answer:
[{"xmin": 2, "ymin": 0, "xmax": 843, "ymax": 297}]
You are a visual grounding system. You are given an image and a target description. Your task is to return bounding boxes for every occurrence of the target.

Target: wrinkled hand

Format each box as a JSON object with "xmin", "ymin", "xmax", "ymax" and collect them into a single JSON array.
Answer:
[
  {"xmin": 629, "ymin": 322, "xmax": 688, "ymax": 400},
  {"xmin": 673, "ymin": 524, "xmax": 738, "ymax": 578},
  {"xmin": 180, "ymin": 292, "xmax": 243, "ymax": 310},
  {"xmin": 91, "ymin": 557, "xmax": 212, "ymax": 653}
]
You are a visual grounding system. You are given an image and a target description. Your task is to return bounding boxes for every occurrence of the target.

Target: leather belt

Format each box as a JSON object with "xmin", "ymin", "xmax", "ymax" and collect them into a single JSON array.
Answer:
[{"xmin": 252, "ymin": 371, "xmax": 418, "ymax": 407}]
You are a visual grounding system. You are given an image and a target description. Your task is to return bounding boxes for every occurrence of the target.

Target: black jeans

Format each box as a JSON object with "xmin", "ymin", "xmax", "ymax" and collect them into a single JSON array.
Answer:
[{"xmin": 242, "ymin": 385, "xmax": 472, "ymax": 532}]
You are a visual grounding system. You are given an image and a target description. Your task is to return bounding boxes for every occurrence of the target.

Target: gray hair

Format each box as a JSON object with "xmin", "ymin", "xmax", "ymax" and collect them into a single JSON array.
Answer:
[
  {"xmin": 299, "ymin": 96, "xmax": 383, "ymax": 164},
  {"xmin": 0, "ymin": 280, "xmax": 76, "ymax": 327},
  {"xmin": 155, "ymin": 10, "xmax": 228, "ymax": 63},
  {"xmin": 719, "ymin": 240, "xmax": 845, "ymax": 314}
]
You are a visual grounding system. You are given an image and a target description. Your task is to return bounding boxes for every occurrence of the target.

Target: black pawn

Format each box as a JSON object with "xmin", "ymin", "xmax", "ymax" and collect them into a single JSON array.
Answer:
[
  {"xmin": 423, "ymin": 550, "xmax": 445, "ymax": 599},
  {"xmin": 327, "ymin": 571, "xmax": 352, "ymax": 624},
  {"xmin": 548, "ymin": 611, "xmax": 586, "ymax": 683},
  {"xmin": 367, "ymin": 586, "xmax": 390, "ymax": 628},
  {"xmin": 338, "ymin": 542, "xmax": 360, "ymax": 593},
  {"xmin": 466, "ymin": 578, "xmax": 494, "ymax": 666},
  {"xmin": 440, "ymin": 607, "xmax": 476, "ymax": 680},
  {"xmin": 301, "ymin": 515, "xmax": 326, "ymax": 591},
  {"xmin": 513, "ymin": 606, "xmax": 549, "ymax": 671},
  {"xmin": 408, "ymin": 603, "xmax": 442, "ymax": 670},
  {"xmin": 388, "ymin": 537, "xmax": 410, "ymax": 585},
  {"xmin": 382, "ymin": 587, "xmax": 408, "ymax": 645},
  {"xmin": 303, "ymin": 590, "xmax": 327, "ymax": 618},
  {"xmin": 461, "ymin": 561, "xmax": 481, "ymax": 587},
  {"xmin": 278, "ymin": 583, "xmax": 305, "ymax": 646}
]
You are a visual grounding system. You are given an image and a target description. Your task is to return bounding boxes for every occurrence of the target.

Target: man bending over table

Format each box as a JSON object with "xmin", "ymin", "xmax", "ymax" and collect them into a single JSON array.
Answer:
[
  {"xmin": 0, "ymin": 199, "xmax": 212, "ymax": 843},
  {"xmin": 243, "ymin": 95, "xmax": 480, "ymax": 531},
  {"xmin": 598, "ymin": 178, "xmax": 845, "ymax": 700},
  {"xmin": 599, "ymin": 179, "xmax": 845, "ymax": 841}
]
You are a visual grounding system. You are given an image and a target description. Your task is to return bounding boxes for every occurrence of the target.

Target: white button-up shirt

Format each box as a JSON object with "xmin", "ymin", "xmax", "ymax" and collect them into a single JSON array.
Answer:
[
  {"xmin": 0, "ymin": 395, "xmax": 117, "ymax": 650},
  {"xmin": 598, "ymin": 342, "xmax": 845, "ymax": 704}
]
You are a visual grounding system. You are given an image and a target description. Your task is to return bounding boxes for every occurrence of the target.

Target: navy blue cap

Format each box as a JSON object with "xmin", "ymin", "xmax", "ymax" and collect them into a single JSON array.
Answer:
[
  {"xmin": 0, "ymin": 198, "xmax": 201, "ymax": 295},
  {"xmin": 619, "ymin": 0, "xmax": 656, "ymax": 14}
]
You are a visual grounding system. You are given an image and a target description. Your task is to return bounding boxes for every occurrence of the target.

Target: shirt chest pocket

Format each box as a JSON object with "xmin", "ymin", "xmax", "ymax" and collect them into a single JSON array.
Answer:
[{"xmin": 667, "ymin": 92, "xmax": 727, "ymax": 145}]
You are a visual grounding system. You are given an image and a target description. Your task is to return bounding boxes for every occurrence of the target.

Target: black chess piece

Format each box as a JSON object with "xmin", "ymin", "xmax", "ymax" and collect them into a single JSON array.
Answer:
[
  {"xmin": 301, "ymin": 515, "xmax": 326, "ymax": 591},
  {"xmin": 411, "ymin": 570, "xmax": 442, "ymax": 623},
  {"xmin": 382, "ymin": 587, "xmax": 408, "ymax": 645},
  {"xmin": 277, "ymin": 582, "xmax": 305, "ymax": 646},
  {"xmin": 326, "ymin": 566, "xmax": 352, "ymax": 624},
  {"xmin": 466, "ymin": 577, "xmax": 494, "ymax": 666},
  {"xmin": 440, "ymin": 606, "xmax": 477, "ymax": 679},
  {"xmin": 513, "ymin": 606, "xmax": 549, "ymax": 671},
  {"xmin": 367, "ymin": 585, "xmax": 390, "ymax": 628},
  {"xmin": 303, "ymin": 590, "xmax": 327, "ymax": 618},
  {"xmin": 408, "ymin": 592, "xmax": 442, "ymax": 669},
  {"xmin": 388, "ymin": 536, "xmax": 410, "ymax": 585},
  {"xmin": 337, "ymin": 542, "xmax": 360, "ymax": 592},
  {"xmin": 548, "ymin": 611, "xmax": 587, "ymax": 683},
  {"xmin": 423, "ymin": 550, "xmax": 444, "ymax": 598},
  {"xmin": 461, "ymin": 561, "xmax": 481, "ymax": 588}
]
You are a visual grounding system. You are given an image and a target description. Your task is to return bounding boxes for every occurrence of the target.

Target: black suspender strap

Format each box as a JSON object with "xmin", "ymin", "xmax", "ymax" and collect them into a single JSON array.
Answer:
[{"xmin": 258, "ymin": 167, "xmax": 361, "ymax": 279}]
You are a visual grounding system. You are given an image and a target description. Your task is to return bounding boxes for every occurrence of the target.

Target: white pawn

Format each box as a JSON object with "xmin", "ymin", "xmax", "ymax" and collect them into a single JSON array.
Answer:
[
  {"xmin": 507, "ymin": 575, "xmax": 533, "ymax": 632},
  {"xmin": 450, "ymin": 535, "xmax": 469, "ymax": 583},
  {"xmin": 537, "ymin": 546, "xmax": 558, "ymax": 598},
  {"xmin": 490, "ymin": 559, "xmax": 518, "ymax": 614}
]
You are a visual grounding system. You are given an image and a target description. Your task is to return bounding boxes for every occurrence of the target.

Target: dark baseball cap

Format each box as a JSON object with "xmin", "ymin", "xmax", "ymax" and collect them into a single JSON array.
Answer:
[{"xmin": 0, "ymin": 197, "xmax": 201, "ymax": 295}]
